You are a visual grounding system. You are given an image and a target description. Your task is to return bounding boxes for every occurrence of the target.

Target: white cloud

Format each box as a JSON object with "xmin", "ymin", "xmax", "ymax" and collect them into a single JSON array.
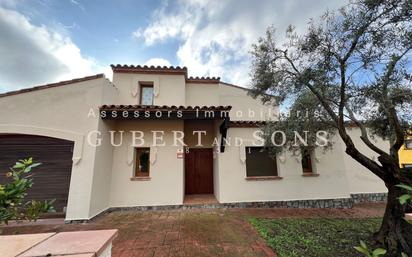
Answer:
[
  {"xmin": 69, "ymin": 0, "xmax": 85, "ymax": 12},
  {"xmin": 144, "ymin": 58, "xmax": 172, "ymax": 67},
  {"xmin": 0, "ymin": 7, "xmax": 107, "ymax": 92},
  {"xmin": 132, "ymin": 0, "xmax": 347, "ymax": 87}
]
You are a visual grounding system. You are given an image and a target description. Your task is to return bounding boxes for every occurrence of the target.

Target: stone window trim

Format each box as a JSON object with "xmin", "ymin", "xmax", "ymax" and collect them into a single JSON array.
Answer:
[
  {"xmin": 130, "ymin": 176, "xmax": 151, "ymax": 181},
  {"xmin": 302, "ymin": 172, "xmax": 320, "ymax": 177},
  {"xmin": 245, "ymin": 176, "xmax": 283, "ymax": 181}
]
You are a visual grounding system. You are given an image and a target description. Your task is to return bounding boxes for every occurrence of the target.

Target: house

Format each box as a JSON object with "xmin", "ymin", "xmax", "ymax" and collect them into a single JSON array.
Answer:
[{"xmin": 0, "ymin": 65, "xmax": 387, "ymax": 222}]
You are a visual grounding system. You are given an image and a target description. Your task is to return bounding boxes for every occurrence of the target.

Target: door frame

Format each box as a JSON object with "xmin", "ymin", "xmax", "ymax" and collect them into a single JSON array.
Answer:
[{"xmin": 184, "ymin": 147, "xmax": 214, "ymax": 195}]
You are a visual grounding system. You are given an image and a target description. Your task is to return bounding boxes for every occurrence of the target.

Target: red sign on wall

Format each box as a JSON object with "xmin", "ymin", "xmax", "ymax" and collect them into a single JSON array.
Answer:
[{"xmin": 177, "ymin": 149, "xmax": 184, "ymax": 159}]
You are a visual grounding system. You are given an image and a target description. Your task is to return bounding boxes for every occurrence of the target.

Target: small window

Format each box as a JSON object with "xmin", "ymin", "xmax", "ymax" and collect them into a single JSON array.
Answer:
[
  {"xmin": 301, "ymin": 148, "xmax": 314, "ymax": 173},
  {"xmin": 135, "ymin": 148, "xmax": 150, "ymax": 177},
  {"xmin": 140, "ymin": 83, "xmax": 154, "ymax": 105},
  {"xmin": 245, "ymin": 147, "xmax": 278, "ymax": 177},
  {"xmin": 405, "ymin": 140, "xmax": 412, "ymax": 150}
]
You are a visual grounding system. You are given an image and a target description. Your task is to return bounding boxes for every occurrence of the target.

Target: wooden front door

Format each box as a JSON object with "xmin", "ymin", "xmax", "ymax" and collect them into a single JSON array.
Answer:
[{"xmin": 185, "ymin": 148, "xmax": 213, "ymax": 194}]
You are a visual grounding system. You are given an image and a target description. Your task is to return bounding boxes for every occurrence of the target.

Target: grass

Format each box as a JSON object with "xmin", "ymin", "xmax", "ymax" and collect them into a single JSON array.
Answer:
[{"xmin": 250, "ymin": 217, "xmax": 382, "ymax": 257}]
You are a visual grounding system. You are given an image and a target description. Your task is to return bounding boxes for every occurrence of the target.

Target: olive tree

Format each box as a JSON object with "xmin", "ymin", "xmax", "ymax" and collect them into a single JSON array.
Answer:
[{"xmin": 249, "ymin": 0, "xmax": 412, "ymax": 255}]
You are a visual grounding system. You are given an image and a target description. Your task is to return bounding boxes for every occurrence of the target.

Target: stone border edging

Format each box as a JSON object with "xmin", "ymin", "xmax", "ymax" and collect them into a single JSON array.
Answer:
[{"xmin": 67, "ymin": 193, "xmax": 388, "ymax": 223}]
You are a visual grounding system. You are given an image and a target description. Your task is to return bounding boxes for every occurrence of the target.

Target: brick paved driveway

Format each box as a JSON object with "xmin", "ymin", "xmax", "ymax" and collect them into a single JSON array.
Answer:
[
  {"xmin": 103, "ymin": 209, "xmax": 276, "ymax": 257},
  {"xmin": 0, "ymin": 203, "xmax": 385, "ymax": 257},
  {"xmin": 1, "ymin": 209, "xmax": 276, "ymax": 257}
]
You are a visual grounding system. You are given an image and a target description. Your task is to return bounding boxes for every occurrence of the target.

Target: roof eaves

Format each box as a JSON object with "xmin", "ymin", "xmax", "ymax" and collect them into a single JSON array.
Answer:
[
  {"xmin": 111, "ymin": 64, "xmax": 188, "ymax": 76},
  {"xmin": 186, "ymin": 76, "xmax": 220, "ymax": 83},
  {"xmin": 99, "ymin": 105, "xmax": 232, "ymax": 111},
  {"xmin": 0, "ymin": 74, "xmax": 105, "ymax": 98},
  {"xmin": 229, "ymin": 120, "xmax": 267, "ymax": 128}
]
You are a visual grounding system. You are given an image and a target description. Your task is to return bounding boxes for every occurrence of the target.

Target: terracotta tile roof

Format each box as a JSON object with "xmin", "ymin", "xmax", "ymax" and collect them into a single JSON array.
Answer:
[
  {"xmin": 100, "ymin": 105, "xmax": 231, "ymax": 111},
  {"xmin": 111, "ymin": 64, "xmax": 187, "ymax": 75},
  {"xmin": 0, "ymin": 74, "xmax": 105, "ymax": 98},
  {"xmin": 186, "ymin": 76, "xmax": 220, "ymax": 83},
  {"xmin": 100, "ymin": 105, "xmax": 232, "ymax": 120},
  {"xmin": 229, "ymin": 120, "xmax": 267, "ymax": 127},
  {"xmin": 111, "ymin": 64, "xmax": 221, "ymax": 83}
]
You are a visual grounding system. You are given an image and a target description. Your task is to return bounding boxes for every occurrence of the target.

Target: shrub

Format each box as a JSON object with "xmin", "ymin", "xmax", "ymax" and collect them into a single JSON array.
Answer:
[{"xmin": 0, "ymin": 158, "xmax": 55, "ymax": 225}]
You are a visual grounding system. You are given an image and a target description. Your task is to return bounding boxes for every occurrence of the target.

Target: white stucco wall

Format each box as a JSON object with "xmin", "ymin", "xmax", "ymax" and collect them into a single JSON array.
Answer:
[
  {"xmin": 340, "ymin": 128, "xmax": 387, "ymax": 194},
  {"xmin": 88, "ymin": 119, "xmax": 116, "ymax": 218},
  {"xmin": 0, "ymin": 77, "xmax": 115, "ymax": 220},
  {"xmin": 218, "ymin": 84, "xmax": 278, "ymax": 121},
  {"xmin": 216, "ymin": 127, "xmax": 352, "ymax": 203},
  {"xmin": 0, "ymin": 67, "xmax": 390, "ymax": 221},
  {"xmin": 111, "ymin": 73, "xmax": 186, "ymax": 106},
  {"xmin": 108, "ymin": 120, "xmax": 185, "ymax": 207},
  {"xmin": 185, "ymin": 83, "xmax": 220, "ymax": 106}
]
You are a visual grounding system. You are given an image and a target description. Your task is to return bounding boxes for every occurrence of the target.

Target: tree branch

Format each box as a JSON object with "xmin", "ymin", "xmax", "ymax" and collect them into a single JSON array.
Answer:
[
  {"xmin": 344, "ymin": 103, "xmax": 392, "ymax": 160},
  {"xmin": 280, "ymin": 50, "xmax": 387, "ymax": 180},
  {"xmin": 380, "ymin": 47, "xmax": 411, "ymax": 153}
]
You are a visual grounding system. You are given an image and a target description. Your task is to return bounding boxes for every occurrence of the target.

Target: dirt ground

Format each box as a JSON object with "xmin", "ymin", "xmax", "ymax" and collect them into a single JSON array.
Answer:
[{"xmin": 0, "ymin": 203, "xmax": 385, "ymax": 257}]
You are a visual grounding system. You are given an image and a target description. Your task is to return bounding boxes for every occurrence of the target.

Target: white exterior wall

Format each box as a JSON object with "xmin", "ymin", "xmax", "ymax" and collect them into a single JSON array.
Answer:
[
  {"xmin": 186, "ymin": 83, "xmax": 219, "ymax": 106},
  {"xmin": 216, "ymin": 128, "xmax": 352, "ymax": 203},
  {"xmin": 340, "ymin": 128, "xmax": 387, "ymax": 194},
  {"xmin": 0, "ymin": 77, "xmax": 116, "ymax": 220},
  {"xmin": 218, "ymin": 84, "xmax": 278, "ymax": 121},
  {"xmin": 111, "ymin": 73, "xmax": 186, "ymax": 106},
  {"xmin": 88, "ymin": 119, "xmax": 116, "ymax": 218},
  {"xmin": 0, "ymin": 68, "xmax": 389, "ymax": 220},
  {"xmin": 108, "ymin": 120, "xmax": 185, "ymax": 207}
]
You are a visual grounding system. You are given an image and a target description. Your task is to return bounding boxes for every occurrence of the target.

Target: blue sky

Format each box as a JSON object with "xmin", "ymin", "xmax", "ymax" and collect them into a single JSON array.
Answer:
[{"xmin": 0, "ymin": 0, "xmax": 346, "ymax": 92}]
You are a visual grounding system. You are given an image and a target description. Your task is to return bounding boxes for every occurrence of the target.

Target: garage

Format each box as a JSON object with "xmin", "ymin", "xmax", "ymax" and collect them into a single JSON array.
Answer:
[{"xmin": 0, "ymin": 134, "xmax": 74, "ymax": 213}]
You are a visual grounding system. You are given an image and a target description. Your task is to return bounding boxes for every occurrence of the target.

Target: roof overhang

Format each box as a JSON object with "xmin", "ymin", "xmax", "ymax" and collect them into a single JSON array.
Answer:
[
  {"xmin": 99, "ymin": 105, "xmax": 232, "ymax": 120},
  {"xmin": 110, "ymin": 65, "xmax": 220, "ymax": 83},
  {"xmin": 111, "ymin": 65, "xmax": 187, "ymax": 76},
  {"xmin": 0, "ymin": 74, "xmax": 104, "ymax": 98},
  {"xmin": 229, "ymin": 121, "xmax": 267, "ymax": 128}
]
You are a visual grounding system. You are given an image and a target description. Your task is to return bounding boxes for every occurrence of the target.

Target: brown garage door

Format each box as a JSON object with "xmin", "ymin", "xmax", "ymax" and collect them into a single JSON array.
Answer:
[{"xmin": 0, "ymin": 134, "xmax": 74, "ymax": 213}]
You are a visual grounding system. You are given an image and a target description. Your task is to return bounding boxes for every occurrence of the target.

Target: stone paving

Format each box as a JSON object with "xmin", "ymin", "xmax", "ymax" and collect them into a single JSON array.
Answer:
[{"xmin": 0, "ymin": 203, "xmax": 386, "ymax": 257}]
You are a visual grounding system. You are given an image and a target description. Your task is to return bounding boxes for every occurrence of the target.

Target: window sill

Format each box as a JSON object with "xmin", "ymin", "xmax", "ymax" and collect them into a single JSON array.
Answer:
[
  {"xmin": 245, "ymin": 176, "xmax": 283, "ymax": 181},
  {"xmin": 302, "ymin": 173, "xmax": 319, "ymax": 177},
  {"xmin": 130, "ymin": 177, "xmax": 151, "ymax": 181}
]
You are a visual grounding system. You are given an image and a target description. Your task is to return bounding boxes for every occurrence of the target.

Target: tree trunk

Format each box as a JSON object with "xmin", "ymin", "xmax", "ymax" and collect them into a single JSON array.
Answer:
[{"xmin": 375, "ymin": 181, "xmax": 412, "ymax": 256}]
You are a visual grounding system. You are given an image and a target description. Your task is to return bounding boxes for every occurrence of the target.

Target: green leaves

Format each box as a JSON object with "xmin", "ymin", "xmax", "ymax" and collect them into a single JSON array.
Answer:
[
  {"xmin": 372, "ymin": 248, "xmax": 387, "ymax": 256},
  {"xmin": 396, "ymin": 184, "xmax": 412, "ymax": 192},
  {"xmin": 354, "ymin": 240, "xmax": 386, "ymax": 257},
  {"xmin": 396, "ymin": 184, "xmax": 412, "ymax": 205},
  {"xmin": 24, "ymin": 199, "xmax": 56, "ymax": 221},
  {"xmin": 399, "ymin": 194, "xmax": 412, "ymax": 205},
  {"xmin": 0, "ymin": 157, "xmax": 54, "ymax": 225}
]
